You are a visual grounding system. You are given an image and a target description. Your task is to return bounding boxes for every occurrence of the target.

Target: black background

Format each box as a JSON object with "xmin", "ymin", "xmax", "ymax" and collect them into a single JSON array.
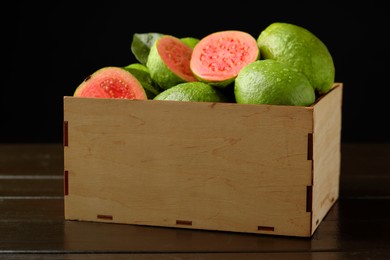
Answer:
[{"xmin": 2, "ymin": 2, "xmax": 389, "ymax": 143}]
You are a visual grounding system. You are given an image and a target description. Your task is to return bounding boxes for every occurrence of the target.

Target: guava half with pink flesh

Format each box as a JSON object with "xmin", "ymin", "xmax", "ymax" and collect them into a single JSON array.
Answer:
[
  {"xmin": 73, "ymin": 66, "xmax": 147, "ymax": 100},
  {"xmin": 146, "ymin": 35, "xmax": 198, "ymax": 90},
  {"xmin": 190, "ymin": 30, "xmax": 260, "ymax": 88}
]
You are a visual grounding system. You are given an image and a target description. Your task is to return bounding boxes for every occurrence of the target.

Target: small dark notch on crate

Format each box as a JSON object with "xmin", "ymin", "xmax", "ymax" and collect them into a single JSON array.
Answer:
[
  {"xmin": 64, "ymin": 170, "xmax": 69, "ymax": 196},
  {"xmin": 97, "ymin": 214, "xmax": 113, "ymax": 220},
  {"xmin": 176, "ymin": 220, "xmax": 192, "ymax": 226},
  {"xmin": 306, "ymin": 186, "xmax": 313, "ymax": 212},
  {"xmin": 258, "ymin": 226, "xmax": 275, "ymax": 231},
  {"xmin": 307, "ymin": 133, "xmax": 313, "ymax": 160},
  {"xmin": 63, "ymin": 121, "xmax": 68, "ymax": 147}
]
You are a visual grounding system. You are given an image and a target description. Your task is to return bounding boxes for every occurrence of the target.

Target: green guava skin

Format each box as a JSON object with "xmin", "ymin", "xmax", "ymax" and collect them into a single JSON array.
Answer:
[
  {"xmin": 153, "ymin": 82, "xmax": 229, "ymax": 102},
  {"xmin": 257, "ymin": 22, "xmax": 335, "ymax": 94},
  {"xmin": 180, "ymin": 37, "xmax": 200, "ymax": 49},
  {"xmin": 234, "ymin": 59, "xmax": 315, "ymax": 106}
]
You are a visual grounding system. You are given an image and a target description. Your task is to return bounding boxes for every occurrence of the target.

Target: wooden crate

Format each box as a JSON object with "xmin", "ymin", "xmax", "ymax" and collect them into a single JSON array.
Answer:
[{"xmin": 63, "ymin": 83, "xmax": 343, "ymax": 237}]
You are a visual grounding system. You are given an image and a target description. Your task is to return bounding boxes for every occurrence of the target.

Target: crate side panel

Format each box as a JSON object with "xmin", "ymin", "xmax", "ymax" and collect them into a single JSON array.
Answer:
[
  {"xmin": 63, "ymin": 97, "xmax": 313, "ymax": 236},
  {"xmin": 311, "ymin": 84, "xmax": 343, "ymax": 234},
  {"xmin": 63, "ymin": 98, "xmax": 314, "ymax": 186}
]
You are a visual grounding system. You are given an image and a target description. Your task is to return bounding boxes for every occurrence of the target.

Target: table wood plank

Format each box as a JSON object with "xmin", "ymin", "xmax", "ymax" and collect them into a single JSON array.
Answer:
[
  {"xmin": 0, "ymin": 142, "xmax": 389, "ymax": 257},
  {"xmin": 0, "ymin": 178, "xmax": 63, "ymax": 196},
  {"xmin": 1, "ymin": 251, "xmax": 390, "ymax": 260},
  {"xmin": 0, "ymin": 198, "xmax": 389, "ymax": 253},
  {"xmin": 0, "ymin": 144, "xmax": 63, "ymax": 175},
  {"xmin": 340, "ymin": 143, "xmax": 390, "ymax": 198}
]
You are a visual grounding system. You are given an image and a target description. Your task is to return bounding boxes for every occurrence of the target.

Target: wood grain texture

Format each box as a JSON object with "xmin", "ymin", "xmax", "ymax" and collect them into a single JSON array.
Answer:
[
  {"xmin": 63, "ymin": 86, "xmax": 343, "ymax": 237},
  {"xmin": 311, "ymin": 83, "xmax": 343, "ymax": 235}
]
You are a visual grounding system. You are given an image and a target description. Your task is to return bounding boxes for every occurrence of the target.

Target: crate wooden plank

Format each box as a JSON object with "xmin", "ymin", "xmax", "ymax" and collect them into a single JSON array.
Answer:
[
  {"xmin": 311, "ymin": 83, "xmax": 343, "ymax": 234},
  {"xmin": 63, "ymin": 97, "xmax": 313, "ymax": 188}
]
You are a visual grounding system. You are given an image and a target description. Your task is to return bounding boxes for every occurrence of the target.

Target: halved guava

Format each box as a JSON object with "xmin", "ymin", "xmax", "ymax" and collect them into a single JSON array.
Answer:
[
  {"xmin": 73, "ymin": 66, "xmax": 147, "ymax": 100},
  {"xmin": 146, "ymin": 35, "xmax": 198, "ymax": 90},
  {"xmin": 190, "ymin": 30, "xmax": 260, "ymax": 88}
]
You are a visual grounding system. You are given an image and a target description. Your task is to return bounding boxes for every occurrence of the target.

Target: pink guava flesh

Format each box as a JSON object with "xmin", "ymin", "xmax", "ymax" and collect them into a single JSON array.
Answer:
[
  {"xmin": 190, "ymin": 31, "xmax": 259, "ymax": 82},
  {"xmin": 157, "ymin": 36, "xmax": 197, "ymax": 82},
  {"xmin": 74, "ymin": 67, "xmax": 147, "ymax": 100}
]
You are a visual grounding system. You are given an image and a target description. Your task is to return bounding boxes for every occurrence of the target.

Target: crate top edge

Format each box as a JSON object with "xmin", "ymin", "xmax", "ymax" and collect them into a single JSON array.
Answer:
[
  {"xmin": 63, "ymin": 82, "xmax": 342, "ymax": 111},
  {"xmin": 310, "ymin": 82, "xmax": 343, "ymax": 107}
]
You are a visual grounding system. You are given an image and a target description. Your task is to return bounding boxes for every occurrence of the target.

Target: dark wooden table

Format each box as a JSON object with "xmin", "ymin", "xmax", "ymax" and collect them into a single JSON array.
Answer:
[{"xmin": 1, "ymin": 143, "xmax": 390, "ymax": 259}]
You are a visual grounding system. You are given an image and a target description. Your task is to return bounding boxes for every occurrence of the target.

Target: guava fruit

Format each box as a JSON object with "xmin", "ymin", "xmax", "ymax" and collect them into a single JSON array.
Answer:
[
  {"xmin": 180, "ymin": 37, "xmax": 200, "ymax": 49},
  {"xmin": 190, "ymin": 30, "xmax": 260, "ymax": 88},
  {"xmin": 123, "ymin": 63, "xmax": 163, "ymax": 99},
  {"xmin": 131, "ymin": 32, "xmax": 164, "ymax": 65},
  {"xmin": 73, "ymin": 66, "xmax": 147, "ymax": 100},
  {"xmin": 234, "ymin": 59, "xmax": 315, "ymax": 106},
  {"xmin": 153, "ymin": 82, "xmax": 229, "ymax": 102},
  {"xmin": 146, "ymin": 35, "xmax": 198, "ymax": 90},
  {"xmin": 257, "ymin": 22, "xmax": 335, "ymax": 94}
]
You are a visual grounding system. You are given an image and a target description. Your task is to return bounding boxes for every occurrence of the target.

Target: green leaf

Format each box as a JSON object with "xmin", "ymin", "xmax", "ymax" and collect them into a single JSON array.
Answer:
[{"xmin": 131, "ymin": 32, "xmax": 164, "ymax": 65}]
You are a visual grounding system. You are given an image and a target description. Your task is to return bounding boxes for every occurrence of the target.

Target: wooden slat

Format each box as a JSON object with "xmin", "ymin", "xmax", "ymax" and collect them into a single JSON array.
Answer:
[
  {"xmin": 2, "ymin": 251, "xmax": 390, "ymax": 260},
  {"xmin": 1, "ymin": 199, "xmax": 390, "ymax": 253},
  {"xmin": 0, "ymin": 199, "xmax": 64, "ymax": 222},
  {"xmin": 340, "ymin": 142, "xmax": 390, "ymax": 197},
  {"xmin": 64, "ymin": 96, "xmax": 314, "ymax": 236},
  {"xmin": 0, "ymin": 178, "xmax": 63, "ymax": 197},
  {"xmin": 64, "ymin": 97, "xmax": 313, "ymax": 188},
  {"xmin": 0, "ymin": 144, "xmax": 63, "ymax": 175},
  {"xmin": 311, "ymin": 84, "xmax": 343, "ymax": 234}
]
